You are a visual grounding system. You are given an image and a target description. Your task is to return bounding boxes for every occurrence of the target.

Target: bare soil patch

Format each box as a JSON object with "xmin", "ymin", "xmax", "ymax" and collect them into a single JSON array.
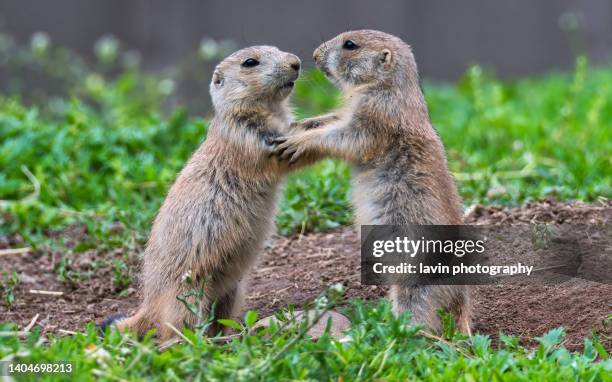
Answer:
[{"xmin": 1, "ymin": 199, "xmax": 610, "ymax": 350}]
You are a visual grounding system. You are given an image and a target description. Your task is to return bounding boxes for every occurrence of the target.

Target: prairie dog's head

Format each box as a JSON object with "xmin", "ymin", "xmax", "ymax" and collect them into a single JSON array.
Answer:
[
  {"xmin": 210, "ymin": 46, "xmax": 301, "ymax": 112},
  {"xmin": 313, "ymin": 30, "xmax": 415, "ymax": 89}
]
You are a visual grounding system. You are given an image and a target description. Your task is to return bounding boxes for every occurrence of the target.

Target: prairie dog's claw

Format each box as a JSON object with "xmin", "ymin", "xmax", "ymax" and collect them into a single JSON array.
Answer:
[
  {"xmin": 289, "ymin": 150, "xmax": 303, "ymax": 164},
  {"xmin": 273, "ymin": 140, "xmax": 291, "ymax": 158},
  {"xmin": 270, "ymin": 136, "xmax": 288, "ymax": 145}
]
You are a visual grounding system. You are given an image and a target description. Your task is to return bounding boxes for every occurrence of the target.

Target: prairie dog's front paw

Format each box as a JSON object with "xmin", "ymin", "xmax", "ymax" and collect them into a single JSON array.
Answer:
[
  {"xmin": 272, "ymin": 136, "xmax": 306, "ymax": 165},
  {"xmin": 264, "ymin": 134, "xmax": 284, "ymax": 157}
]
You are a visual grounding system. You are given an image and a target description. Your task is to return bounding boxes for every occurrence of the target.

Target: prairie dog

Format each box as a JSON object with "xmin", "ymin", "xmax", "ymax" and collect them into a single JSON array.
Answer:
[
  {"xmin": 274, "ymin": 30, "xmax": 471, "ymax": 334},
  {"xmin": 115, "ymin": 46, "xmax": 318, "ymax": 339}
]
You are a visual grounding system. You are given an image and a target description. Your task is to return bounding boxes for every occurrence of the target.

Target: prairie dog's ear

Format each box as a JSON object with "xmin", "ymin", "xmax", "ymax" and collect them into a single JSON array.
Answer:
[
  {"xmin": 212, "ymin": 70, "xmax": 224, "ymax": 87},
  {"xmin": 380, "ymin": 48, "xmax": 392, "ymax": 65}
]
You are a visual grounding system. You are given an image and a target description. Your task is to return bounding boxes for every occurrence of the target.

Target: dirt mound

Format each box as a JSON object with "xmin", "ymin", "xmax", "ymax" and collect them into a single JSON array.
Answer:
[
  {"xmin": 1, "ymin": 200, "xmax": 610, "ymax": 350},
  {"xmin": 464, "ymin": 198, "xmax": 611, "ymax": 225}
]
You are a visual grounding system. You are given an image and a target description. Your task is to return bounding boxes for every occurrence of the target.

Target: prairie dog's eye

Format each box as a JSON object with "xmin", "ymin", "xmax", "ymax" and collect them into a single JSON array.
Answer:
[
  {"xmin": 342, "ymin": 40, "xmax": 359, "ymax": 50},
  {"xmin": 241, "ymin": 58, "xmax": 260, "ymax": 67}
]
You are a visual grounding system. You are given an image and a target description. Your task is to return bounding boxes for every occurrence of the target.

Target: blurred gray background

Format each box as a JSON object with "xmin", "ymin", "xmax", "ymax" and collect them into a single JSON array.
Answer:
[{"xmin": 1, "ymin": 0, "xmax": 611, "ymax": 81}]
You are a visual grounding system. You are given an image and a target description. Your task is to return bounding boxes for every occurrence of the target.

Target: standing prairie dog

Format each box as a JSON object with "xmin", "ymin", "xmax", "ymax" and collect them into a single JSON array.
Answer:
[
  {"xmin": 274, "ymin": 30, "xmax": 471, "ymax": 334},
  {"xmin": 115, "ymin": 46, "xmax": 319, "ymax": 340}
]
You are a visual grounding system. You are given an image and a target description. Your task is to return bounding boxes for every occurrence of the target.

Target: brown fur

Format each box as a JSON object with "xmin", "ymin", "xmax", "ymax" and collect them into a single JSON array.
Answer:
[
  {"xmin": 116, "ymin": 46, "xmax": 320, "ymax": 339},
  {"xmin": 274, "ymin": 30, "xmax": 471, "ymax": 334}
]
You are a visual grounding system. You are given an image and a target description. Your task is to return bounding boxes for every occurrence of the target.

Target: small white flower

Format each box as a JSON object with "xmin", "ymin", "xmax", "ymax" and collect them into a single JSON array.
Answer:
[
  {"xmin": 31, "ymin": 32, "xmax": 50, "ymax": 54},
  {"xmin": 119, "ymin": 347, "xmax": 131, "ymax": 356},
  {"xmin": 85, "ymin": 74, "xmax": 105, "ymax": 93},
  {"xmin": 181, "ymin": 270, "xmax": 193, "ymax": 284},
  {"xmin": 330, "ymin": 283, "xmax": 344, "ymax": 294},
  {"xmin": 85, "ymin": 344, "xmax": 111, "ymax": 363},
  {"xmin": 95, "ymin": 35, "xmax": 119, "ymax": 64},
  {"xmin": 198, "ymin": 38, "xmax": 218, "ymax": 61},
  {"xmin": 315, "ymin": 296, "xmax": 328, "ymax": 309},
  {"xmin": 158, "ymin": 79, "xmax": 176, "ymax": 95}
]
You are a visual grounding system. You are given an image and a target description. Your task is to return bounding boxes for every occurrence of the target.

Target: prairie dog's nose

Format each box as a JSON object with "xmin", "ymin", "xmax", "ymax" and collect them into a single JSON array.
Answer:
[
  {"xmin": 313, "ymin": 47, "xmax": 322, "ymax": 63},
  {"xmin": 287, "ymin": 54, "xmax": 301, "ymax": 71}
]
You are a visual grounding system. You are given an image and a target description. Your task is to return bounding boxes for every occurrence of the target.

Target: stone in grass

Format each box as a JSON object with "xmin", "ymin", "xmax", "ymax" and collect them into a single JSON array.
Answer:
[{"xmin": 252, "ymin": 310, "xmax": 351, "ymax": 339}]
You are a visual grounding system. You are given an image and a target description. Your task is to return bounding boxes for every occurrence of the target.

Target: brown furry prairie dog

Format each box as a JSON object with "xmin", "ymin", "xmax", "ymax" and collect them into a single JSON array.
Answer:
[
  {"xmin": 274, "ymin": 30, "xmax": 471, "ymax": 334},
  {"xmin": 115, "ymin": 46, "xmax": 320, "ymax": 340}
]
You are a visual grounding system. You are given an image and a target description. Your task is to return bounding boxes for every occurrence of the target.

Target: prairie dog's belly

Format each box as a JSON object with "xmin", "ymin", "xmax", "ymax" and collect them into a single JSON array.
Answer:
[
  {"xmin": 146, "ymin": 173, "xmax": 281, "ymax": 286},
  {"xmin": 351, "ymin": 164, "xmax": 428, "ymax": 226},
  {"xmin": 352, "ymin": 169, "xmax": 390, "ymax": 225}
]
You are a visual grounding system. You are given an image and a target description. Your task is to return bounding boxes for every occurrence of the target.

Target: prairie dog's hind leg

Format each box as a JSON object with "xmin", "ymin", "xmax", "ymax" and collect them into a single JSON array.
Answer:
[
  {"xmin": 390, "ymin": 285, "xmax": 441, "ymax": 331},
  {"xmin": 111, "ymin": 288, "xmax": 182, "ymax": 339},
  {"xmin": 390, "ymin": 284, "xmax": 471, "ymax": 335},
  {"xmin": 456, "ymin": 289, "xmax": 472, "ymax": 336},
  {"xmin": 157, "ymin": 280, "xmax": 238, "ymax": 340},
  {"xmin": 206, "ymin": 279, "xmax": 245, "ymax": 336},
  {"xmin": 114, "ymin": 306, "xmax": 158, "ymax": 339}
]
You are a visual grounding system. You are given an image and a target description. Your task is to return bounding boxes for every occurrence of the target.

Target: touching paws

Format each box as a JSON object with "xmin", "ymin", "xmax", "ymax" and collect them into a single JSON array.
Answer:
[
  {"xmin": 272, "ymin": 117, "xmax": 326, "ymax": 164},
  {"xmin": 271, "ymin": 135, "xmax": 307, "ymax": 164}
]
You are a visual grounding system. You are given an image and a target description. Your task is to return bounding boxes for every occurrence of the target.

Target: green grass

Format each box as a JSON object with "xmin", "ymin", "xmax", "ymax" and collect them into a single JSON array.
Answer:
[
  {"xmin": 1, "ymin": 40, "xmax": 611, "ymax": 380},
  {"xmin": 0, "ymin": 298, "xmax": 610, "ymax": 381}
]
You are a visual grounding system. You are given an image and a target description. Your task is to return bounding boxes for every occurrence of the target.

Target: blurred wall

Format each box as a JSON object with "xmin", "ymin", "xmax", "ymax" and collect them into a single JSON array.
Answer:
[{"xmin": 0, "ymin": 0, "xmax": 611, "ymax": 80}]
